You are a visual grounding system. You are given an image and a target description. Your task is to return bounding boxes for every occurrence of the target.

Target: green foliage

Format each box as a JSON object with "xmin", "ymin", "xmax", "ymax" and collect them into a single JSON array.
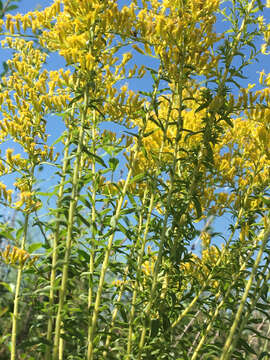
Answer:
[{"xmin": 0, "ymin": 0, "xmax": 270, "ymax": 359}]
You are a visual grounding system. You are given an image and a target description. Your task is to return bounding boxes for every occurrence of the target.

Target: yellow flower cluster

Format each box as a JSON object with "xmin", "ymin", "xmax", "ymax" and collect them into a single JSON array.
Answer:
[
  {"xmin": 130, "ymin": 85, "xmax": 205, "ymax": 173},
  {"xmin": 181, "ymin": 246, "xmax": 221, "ymax": 288},
  {"xmin": 132, "ymin": 0, "xmax": 222, "ymax": 80},
  {"xmin": 1, "ymin": 0, "xmax": 222, "ymax": 127},
  {"xmin": 13, "ymin": 177, "xmax": 41, "ymax": 211},
  {"xmin": 1, "ymin": 244, "xmax": 38, "ymax": 268},
  {"xmin": 140, "ymin": 243, "xmax": 222, "ymax": 292},
  {"xmin": 0, "ymin": 35, "xmax": 64, "ymax": 210},
  {"xmin": 212, "ymin": 108, "xmax": 270, "ymax": 214},
  {"xmin": 0, "ymin": 182, "xmax": 13, "ymax": 204}
]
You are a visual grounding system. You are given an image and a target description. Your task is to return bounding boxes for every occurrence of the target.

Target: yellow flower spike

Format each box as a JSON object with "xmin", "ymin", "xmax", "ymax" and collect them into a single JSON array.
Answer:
[
  {"xmin": 120, "ymin": 85, "xmax": 128, "ymax": 93},
  {"xmin": 201, "ymin": 231, "xmax": 211, "ymax": 248},
  {"xmin": 27, "ymin": 255, "xmax": 38, "ymax": 267},
  {"xmin": 7, "ymin": 189, "xmax": 13, "ymax": 204},
  {"xmin": 138, "ymin": 65, "xmax": 146, "ymax": 77},
  {"xmin": 121, "ymin": 52, "xmax": 133, "ymax": 66},
  {"xmin": 47, "ymin": 147, "xmax": 53, "ymax": 161},
  {"xmin": 18, "ymin": 250, "xmax": 25, "ymax": 263},
  {"xmin": 2, "ymin": 244, "xmax": 11, "ymax": 260},
  {"xmin": 0, "ymin": 161, "xmax": 5, "ymax": 173},
  {"xmin": 53, "ymin": 153, "xmax": 59, "ymax": 162},
  {"xmin": 132, "ymin": 44, "xmax": 145, "ymax": 55},
  {"xmin": 15, "ymin": 17, "xmax": 21, "ymax": 32},
  {"xmin": 6, "ymin": 148, "xmax": 14, "ymax": 163},
  {"xmin": 261, "ymin": 43, "xmax": 268, "ymax": 55},
  {"xmin": 20, "ymin": 253, "xmax": 30, "ymax": 267},
  {"xmin": 144, "ymin": 43, "xmax": 152, "ymax": 56},
  {"xmin": 259, "ymin": 70, "xmax": 265, "ymax": 85},
  {"xmin": 5, "ymin": 14, "xmax": 12, "ymax": 32},
  {"xmin": 10, "ymin": 247, "xmax": 19, "ymax": 263}
]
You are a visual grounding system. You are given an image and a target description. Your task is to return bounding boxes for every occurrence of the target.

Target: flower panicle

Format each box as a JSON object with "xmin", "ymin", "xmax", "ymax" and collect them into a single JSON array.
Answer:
[{"xmin": 1, "ymin": 245, "xmax": 38, "ymax": 268}]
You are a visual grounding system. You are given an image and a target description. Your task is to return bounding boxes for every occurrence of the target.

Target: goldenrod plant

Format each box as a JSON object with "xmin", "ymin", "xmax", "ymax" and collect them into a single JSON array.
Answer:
[{"xmin": 0, "ymin": 0, "xmax": 270, "ymax": 359}]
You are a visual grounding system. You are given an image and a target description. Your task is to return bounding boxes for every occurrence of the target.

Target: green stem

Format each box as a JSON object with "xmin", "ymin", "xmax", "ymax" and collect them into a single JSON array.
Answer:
[
  {"xmin": 225, "ymin": 225, "xmax": 270, "ymax": 357},
  {"xmin": 87, "ymin": 149, "xmax": 137, "ymax": 360},
  {"xmin": 220, "ymin": 222, "xmax": 270, "ymax": 360},
  {"xmin": 45, "ymin": 133, "xmax": 72, "ymax": 360},
  {"xmin": 53, "ymin": 89, "xmax": 88, "ymax": 360},
  {"xmin": 171, "ymin": 179, "xmax": 255, "ymax": 330},
  {"xmin": 11, "ymin": 161, "xmax": 36, "ymax": 360},
  {"xmin": 137, "ymin": 52, "xmax": 186, "ymax": 360},
  {"xmin": 127, "ymin": 191, "xmax": 154, "ymax": 358},
  {"xmin": 87, "ymin": 65, "xmax": 164, "ymax": 360},
  {"xmin": 103, "ymin": 188, "xmax": 148, "ymax": 358},
  {"xmin": 190, "ymin": 228, "xmax": 264, "ymax": 359},
  {"xmin": 11, "ymin": 213, "xmax": 29, "ymax": 360},
  {"xmin": 86, "ymin": 110, "xmax": 98, "ymax": 353},
  {"xmin": 102, "ymin": 187, "xmax": 148, "ymax": 358}
]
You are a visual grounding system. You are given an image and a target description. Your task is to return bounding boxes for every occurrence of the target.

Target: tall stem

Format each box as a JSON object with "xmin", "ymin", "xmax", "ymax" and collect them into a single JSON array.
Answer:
[
  {"xmin": 53, "ymin": 89, "xmax": 88, "ymax": 360},
  {"xmin": 11, "ymin": 212, "xmax": 29, "ymax": 360},
  {"xmin": 127, "ymin": 192, "xmax": 154, "ymax": 357},
  {"xmin": 87, "ymin": 65, "xmax": 164, "ymax": 360},
  {"xmin": 103, "ymin": 189, "xmax": 148, "ymax": 358},
  {"xmin": 86, "ymin": 110, "xmax": 97, "ymax": 352},
  {"xmin": 138, "ymin": 58, "xmax": 186, "ymax": 360},
  {"xmin": 45, "ymin": 132, "xmax": 71, "ymax": 360},
  {"xmin": 87, "ymin": 149, "xmax": 137, "ymax": 359}
]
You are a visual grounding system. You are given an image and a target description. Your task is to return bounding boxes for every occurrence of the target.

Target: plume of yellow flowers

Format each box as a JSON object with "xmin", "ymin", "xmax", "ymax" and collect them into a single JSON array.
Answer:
[{"xmin": 1, "ymin": 244, "xmax": 38, "ymax": 268}]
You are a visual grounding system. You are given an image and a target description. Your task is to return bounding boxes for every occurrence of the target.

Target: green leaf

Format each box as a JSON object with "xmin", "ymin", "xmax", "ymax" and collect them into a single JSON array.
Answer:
[
  {"xmin": 162, "ymin": 313, "xmax": 170, "ymax": 331},
  {"xmin": 223, "ymin": 116, "xmax": 234, "ymax": 127},
  {"xmin": 6, "ymin": 5, "xmax": 18, "ymax": 12},
  {"xmin": 193, "ymin": 196, "xmax": 202, "ymax": 218},
  {"xmin": 138, "ymin": 90, "xmax": 153, "ymax": 97},
  {"xmin": 238, "ymin": 337, "xmax": 257, "ymax": 355},
  {"xmin": 261, "ymin": 196, "xmax": 270, "ymax": 206},
  {"xmin": 195, "ymin": 100, "xmax": 211, "ymax": 113},
  {"xmin": 77, "ymin": 213, "xmax": 90, "ymax": 227},
  {"xmin": 256, "ymin": 0, "xmax": 264, "ymax": 11},
  {"xmin": 258, "ymin": 352, "xmax": 270, "ymax": 360},
  {"xmin": 117, "ymin": 223, "xmax": 129, "ymax": 237},
  {"xmin": 33, "ymin": 285, "xmax": 52, "ymax": 294},
  {"xmin": 68, "ymin": 93, "xmax": 83, "ymax": 106},
  {"xmin": 150, "ymin": 319, "xmax": 160, "ymax": 338},
  {"xmin": 0, "ymin": 229, "xmax": 14, "ymax": 241},
  {"xmin": 82, "ymin": 147, "xmax": 107, "ymax": 168},
  {"xmin": 256, "ymin": 302, "xmax": 270, "ymax": 310},
  {"xmin": 120, "ymin": 208, "xmax": 135, "ymax": 215},
  {"xmin": 124, "ymin": 130, "xmax": 139, "ymax": 139},
  {"xmin": 0, "ymin": 306, "xmax": 8, "ymax": 317},
  {"xmin": 143, "ymin": 129, "xmax": 158, "ymax": 138},
  {"xmin": 16, "ymin": 227, "xmax": 24, "ymax": 240},
  {"xmin": 119, "ymin": 305, "xmax": 127, "ymax": 322},
  {"xmin": 0, "ymin": 281, "xmax": 13, "ymax": 293},
  {"xmin": 109, "ymin": 157, "xmax": 119, "ymax": 171},
  {"xmin": 28, "ymin": 243, "xmax": 42, "ymax": 254},
  {"xmin": 129, "ymin": 172, "xmax": 145, "ymax": 185},
  {"xmin": 77, "ymin": 249, "xmax": 90, "ymax": 262},
  {"xmin": 244, "ymin": 326, "xmax": 270, "ymax": 341},
  {"xmin": 36, "ymin": 189, "xmax": 57, "ymax": 197}
]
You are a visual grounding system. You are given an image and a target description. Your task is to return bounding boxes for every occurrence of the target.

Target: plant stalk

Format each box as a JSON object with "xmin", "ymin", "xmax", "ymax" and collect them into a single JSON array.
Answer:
[{"xmin": 53, "ymin": 89, "xmax": 88, "ymax": 360}]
